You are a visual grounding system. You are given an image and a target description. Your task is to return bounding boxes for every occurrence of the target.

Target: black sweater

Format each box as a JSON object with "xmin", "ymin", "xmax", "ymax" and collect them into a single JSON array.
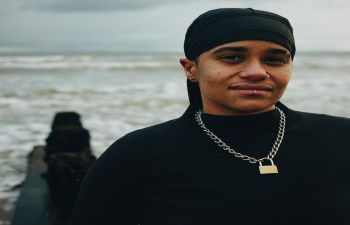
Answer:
[{"xmin": 71, "ymin": 103, "xmax": 350, "ymax": 225}]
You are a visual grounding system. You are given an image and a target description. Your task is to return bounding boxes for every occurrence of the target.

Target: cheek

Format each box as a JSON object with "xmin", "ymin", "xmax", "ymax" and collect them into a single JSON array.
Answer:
[
  {"xmin": 199, "ymin": 73, "xmax": 228, "ymax": 93},
  {"xmin": 198, "ymin": 66, "xmax": 231, "ymax": 83},
  {"xmin": 272, "ymin": 69, "xmax": 292, "ymax": 88},
  {"xmin": 281, "ymin": 72, "xmax": 292, "ymax": 86},
  {"xmin": 197, "ymin": 67, "xmax": 218, "ymax": 85}
]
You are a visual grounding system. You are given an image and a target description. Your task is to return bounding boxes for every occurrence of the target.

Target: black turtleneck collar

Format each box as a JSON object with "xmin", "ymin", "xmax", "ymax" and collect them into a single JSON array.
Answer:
[
  {"xmin": 201, "ymin": 107, "xmax": 279, "ymax": 137},
  {"xmin": 180, "ymin": 102, "xmax": 300, "ymax": 137}
]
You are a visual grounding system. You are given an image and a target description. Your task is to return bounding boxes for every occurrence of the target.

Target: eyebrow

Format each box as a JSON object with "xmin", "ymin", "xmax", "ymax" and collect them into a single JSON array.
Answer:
[
  {"xmin": 211, "ymin": 47, "xmax": 248, "ymax": 55},
  {"xmin": 266, "ymin": 48, "xmax": 290, "ymax": 56},
  {"xmin": 211, "ymin": 46, "xmax": 290, "ymax": 56}
]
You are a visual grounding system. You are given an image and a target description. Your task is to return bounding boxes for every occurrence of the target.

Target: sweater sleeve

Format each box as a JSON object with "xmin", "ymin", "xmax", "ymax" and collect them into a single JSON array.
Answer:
[{"xmin": 71, "ymin": 134, "xmax": 144, "ymax": 225}]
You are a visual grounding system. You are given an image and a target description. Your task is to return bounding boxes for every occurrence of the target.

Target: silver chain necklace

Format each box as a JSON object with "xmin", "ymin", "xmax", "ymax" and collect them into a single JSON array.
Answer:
[{"xmin": 194, "ymin": 107, "xmax": 286, "ymax": 174}]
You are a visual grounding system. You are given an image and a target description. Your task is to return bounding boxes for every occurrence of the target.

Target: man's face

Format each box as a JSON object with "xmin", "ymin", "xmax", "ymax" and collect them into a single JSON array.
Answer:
[{"xmin": 181, "ymin": 40, "xmax": 292, "ymax": 115}]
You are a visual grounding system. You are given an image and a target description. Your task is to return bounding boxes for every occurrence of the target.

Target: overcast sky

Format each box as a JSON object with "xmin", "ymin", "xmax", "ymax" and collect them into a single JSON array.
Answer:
[{"xmin": 1, "ymin": 0, "xmax": 350, "ymax": 53}]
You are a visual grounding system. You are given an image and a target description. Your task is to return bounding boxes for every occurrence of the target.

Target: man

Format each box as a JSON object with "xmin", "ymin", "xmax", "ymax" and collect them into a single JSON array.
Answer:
[{"xmin": 71, "ymin": 8, "xmax": 350, "ymax": 225}]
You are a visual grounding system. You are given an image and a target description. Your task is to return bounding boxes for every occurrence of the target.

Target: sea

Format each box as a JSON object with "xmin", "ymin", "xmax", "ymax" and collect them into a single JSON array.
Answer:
[{"xmin": 1, "ymin": 50, "xmax": 350, "ymax": 224}]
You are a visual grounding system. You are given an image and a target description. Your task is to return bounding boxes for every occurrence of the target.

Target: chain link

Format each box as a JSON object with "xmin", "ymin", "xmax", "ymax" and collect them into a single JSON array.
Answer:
[{"xmin": 195, "ymin": 107, "xmax": 286, "ymax": 164}]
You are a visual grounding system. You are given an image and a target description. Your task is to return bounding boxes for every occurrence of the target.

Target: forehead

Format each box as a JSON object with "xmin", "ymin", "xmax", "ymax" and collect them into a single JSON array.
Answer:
[{"xmin": 207, "ymin": 40, "xmax": 290, "ymax": 55}]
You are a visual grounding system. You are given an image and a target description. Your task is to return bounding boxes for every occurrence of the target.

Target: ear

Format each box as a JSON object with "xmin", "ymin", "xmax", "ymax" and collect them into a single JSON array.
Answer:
[{"xmin": 179, "ymin": 58, "xmax": 198, "ymax": 82}]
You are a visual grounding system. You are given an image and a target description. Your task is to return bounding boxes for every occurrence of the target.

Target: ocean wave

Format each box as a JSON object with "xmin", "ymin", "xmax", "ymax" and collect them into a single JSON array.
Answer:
[
  {"xmin": 0, "ymin": 47, "xmax": 34, "ymax": 53},
  {"xmin": 0, "ymin": 54, "xmax": 179, "ymax": 71},
  {"xmin": 294, "ymin": 53, "xmax": 350, "ymax": 69}
]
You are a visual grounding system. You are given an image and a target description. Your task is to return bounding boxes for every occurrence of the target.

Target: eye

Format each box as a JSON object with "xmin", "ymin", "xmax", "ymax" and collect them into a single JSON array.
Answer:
[
  {"xmin": 217, "ymin": 54, "xmax": 245, "ymax": 63},
  {"xmin": 264, "ymin": 56, "xmax": 289, "ymax": 65}
]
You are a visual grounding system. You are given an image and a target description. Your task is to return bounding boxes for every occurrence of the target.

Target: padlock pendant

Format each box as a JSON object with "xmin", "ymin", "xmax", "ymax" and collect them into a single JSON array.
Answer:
[{"xmin": 259, "ymin": 159, "xmax": 278, "ymax": 174}]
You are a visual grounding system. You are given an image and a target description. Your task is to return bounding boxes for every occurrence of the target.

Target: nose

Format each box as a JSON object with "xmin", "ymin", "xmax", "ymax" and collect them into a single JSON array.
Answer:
[{"xmin": 239, "ymin": 60, "xmax": 269, "ymax": 81}]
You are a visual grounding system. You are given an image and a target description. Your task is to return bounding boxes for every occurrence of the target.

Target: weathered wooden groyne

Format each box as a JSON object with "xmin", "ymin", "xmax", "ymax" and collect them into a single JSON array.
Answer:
[{"xmin": 11, "ymin": 112, "xmax": 96, "ymax": 225}]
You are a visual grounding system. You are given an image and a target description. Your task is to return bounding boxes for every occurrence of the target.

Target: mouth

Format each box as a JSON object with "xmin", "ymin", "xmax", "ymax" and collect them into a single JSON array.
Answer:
[{"xmin": 228, "ymin": 84, "xmax": 273, "ymax": 95}]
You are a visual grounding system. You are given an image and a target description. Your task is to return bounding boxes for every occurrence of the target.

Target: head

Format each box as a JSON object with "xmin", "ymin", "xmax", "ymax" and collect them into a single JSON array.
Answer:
[{"xmin": 180, "ymin": 8, "xmax": 295, "ymax": 116}]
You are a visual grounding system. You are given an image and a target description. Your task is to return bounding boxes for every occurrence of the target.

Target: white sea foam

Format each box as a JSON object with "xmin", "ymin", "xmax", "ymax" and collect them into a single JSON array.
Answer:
[{"xmin": 0, "ymin": 54, "xmax": 180, "ymax": 71}]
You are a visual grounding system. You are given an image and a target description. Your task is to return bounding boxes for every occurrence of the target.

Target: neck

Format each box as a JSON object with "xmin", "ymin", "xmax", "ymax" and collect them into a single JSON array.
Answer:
[
  {"xmin": 200, "ymin": 107, "xmax": 280, "ymax": 137},
  {"xmin": 202, "ymin": 104, "xmax": 276, "ymax": 116}
]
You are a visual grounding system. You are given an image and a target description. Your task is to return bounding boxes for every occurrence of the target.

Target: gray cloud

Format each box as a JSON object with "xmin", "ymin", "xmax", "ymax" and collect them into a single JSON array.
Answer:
[
  {"xmin": 20, "ymin": 0, "xmax": 189, "ymax": 12},
  {"xmin": 0, "ymin": 0, "xmax": 22, "ymax": 16}
]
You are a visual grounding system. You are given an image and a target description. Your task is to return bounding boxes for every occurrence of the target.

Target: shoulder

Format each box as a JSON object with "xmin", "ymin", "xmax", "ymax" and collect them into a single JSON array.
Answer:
[
  {"xmin": 120, "ymin": 117, "xmax": 188, "ymax": 145},
  {"xmin": 278, "ymin": 102, "xmax": 350, "ymax": 133},
  {"xmin": 277, "ymin": 102, "xmax": 350, "ymax": 132},
  {"xmin": 82, "ymin": 119, "xmax": 183, "ymax": 184},
  {"xmin": 99, "ymin": 115, "xmax": 192, "ymax": 161},
  {"xmin": 286, "ymin": 109, "xmax": 350, "ymax": 142},
  {"xmin": 295, "ymin": 110, "xmax": 350, "ymax": 128}
]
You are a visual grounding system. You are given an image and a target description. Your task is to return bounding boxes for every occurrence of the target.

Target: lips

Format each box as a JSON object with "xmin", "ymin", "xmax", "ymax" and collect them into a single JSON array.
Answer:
[
  {"xmin": 228, "ymin": 83, "xmax": 273, "ymax": 95},
  {"xmin": 228, "ymin": 84, "xmax": 273, "ymax": 91}
]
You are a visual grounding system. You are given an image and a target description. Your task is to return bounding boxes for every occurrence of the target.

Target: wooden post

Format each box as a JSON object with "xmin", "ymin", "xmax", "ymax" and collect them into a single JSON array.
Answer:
[{"xmin": 11, "ymin": 146, "xmax": 50, "ymax": 225}]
